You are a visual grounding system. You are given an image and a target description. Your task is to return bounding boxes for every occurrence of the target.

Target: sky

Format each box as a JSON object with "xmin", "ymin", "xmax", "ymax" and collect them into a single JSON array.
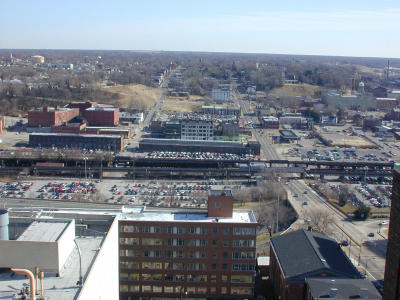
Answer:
[{"xmin": 1, "ymin": 0, "xmax": 400, "ymax": 58}]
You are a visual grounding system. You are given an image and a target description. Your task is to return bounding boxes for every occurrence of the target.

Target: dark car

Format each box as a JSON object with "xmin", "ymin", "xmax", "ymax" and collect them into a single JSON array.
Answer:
[
  {"xmin": 368, "ymin": 232, "xmax": 375, "ymax": 237},
  {"xmin": 341, "ymin": 240, "xmax": 349, "ymax": 246}
]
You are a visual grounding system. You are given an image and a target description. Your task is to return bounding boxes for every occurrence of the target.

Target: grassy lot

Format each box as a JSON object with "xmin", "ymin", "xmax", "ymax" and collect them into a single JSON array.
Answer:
[
  {"xmin": 270, "ymin": 83, "xmax": 321, "ymax": 97},
  {"xmin": 105, "ymin": 84, "xmax": 162, "ymax": 110}
]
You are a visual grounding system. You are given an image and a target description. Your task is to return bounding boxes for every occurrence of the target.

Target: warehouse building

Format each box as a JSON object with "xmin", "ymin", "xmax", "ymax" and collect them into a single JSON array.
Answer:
[
  {"xmin": 29, "ymin": 132, "xmax": 123, "ymax": 151},
  {"xmin": 28, "ymin": 107, "xmax": 79, "ymax": 127},
  {"xmin": 83, "ymin": 107, "xmax": 119, "ymax": 126},
  {"xmin": 139, "ymin": 138, "xmax": 260, "ymax": 155}
]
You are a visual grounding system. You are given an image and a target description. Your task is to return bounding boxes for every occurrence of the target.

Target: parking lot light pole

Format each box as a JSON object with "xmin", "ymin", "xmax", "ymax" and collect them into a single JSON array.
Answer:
[
  {"xmin": 364, "ymin": 166, "xmax": 368, "ymax": 186},
  {"xmin": 83, "ymin": 157, "xmax": 88, "ymax": 180}
]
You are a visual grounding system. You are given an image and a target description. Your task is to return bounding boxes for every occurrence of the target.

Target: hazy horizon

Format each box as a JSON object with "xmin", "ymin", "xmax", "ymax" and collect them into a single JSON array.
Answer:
[{"xmin": 1, "ymin": 0, "xmax": 400, "ymax": 58}]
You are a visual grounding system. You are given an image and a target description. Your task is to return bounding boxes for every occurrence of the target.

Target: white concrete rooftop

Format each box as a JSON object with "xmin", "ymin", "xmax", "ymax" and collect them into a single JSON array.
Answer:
[
  {"xmin": 17, "ymin": 219, "xmax": 70, "ymax": 242},
  {"xmin": 0, "ymin": 236, "xmax": 103, "ymax": 300}
]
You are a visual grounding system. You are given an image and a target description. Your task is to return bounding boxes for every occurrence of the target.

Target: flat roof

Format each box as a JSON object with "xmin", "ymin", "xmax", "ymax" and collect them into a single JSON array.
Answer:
[
  {"xmin": 85, "ymin": 107, "xmax": 117, "ymax": 111},
  {"xmin": 0, "ymin": 235, "xmax": 103, "ymax": 300},
  {"xmin": 208, "ymin": 190, "xmax": 233, "ymax": 197},
  {"xmin": 30, "ymin": 132, "xmax": 122, "ymax": 139},
  {"xmin": 120, "ymin": 207, "xmax": 257, "ymax": 224},
  {"xmin": 17, "ymin": 219, "xmax": 70, "ymax": 242}
]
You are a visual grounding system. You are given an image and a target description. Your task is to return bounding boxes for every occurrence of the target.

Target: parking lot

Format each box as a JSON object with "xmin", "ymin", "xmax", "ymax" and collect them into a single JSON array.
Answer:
[{"xmin": 0, "ymin": 179, "xmax": 241, "ymax": 208}]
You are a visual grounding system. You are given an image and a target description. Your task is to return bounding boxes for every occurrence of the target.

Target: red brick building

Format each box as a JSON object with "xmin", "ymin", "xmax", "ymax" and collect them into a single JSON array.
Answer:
[
  {"xmin": 376, "ymin": 98, "xmax": 398, "ymax": 111},
  {"xmin": 28, "ymin": 107, "xmax": 79, "ymax": 127},
  {"xmin": 270, "ymin": 230, "xmax": 361, "ymax": 300},
  {"xmin": 66, "ymin": 101, "xmax": 98, "ymax": 115},
  {"xmin": 119, "ymin": 190, "xmax": 257, "ymax": 300},
  {"xmin": 83, "ymin": 107, "xmax": 119, "ymax": 126},
  {"xmin": 383, "ymin": 164, "xmax": 400, "ymax": 300}
]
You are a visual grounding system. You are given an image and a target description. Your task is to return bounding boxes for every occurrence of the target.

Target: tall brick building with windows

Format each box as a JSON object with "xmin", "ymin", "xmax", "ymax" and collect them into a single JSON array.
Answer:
[
  {"xmin": 119, "ymin": 190, "xmax": 257, "ymax": 300},
  {"xmin": 383, "ymin": 164, "xmax": 400, "ymax": 300}
]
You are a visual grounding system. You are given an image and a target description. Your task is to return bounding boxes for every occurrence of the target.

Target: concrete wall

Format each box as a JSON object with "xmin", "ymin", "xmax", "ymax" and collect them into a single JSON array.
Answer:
[
  {"xmin": 57, "ymin": 219, "xmax": 75, "ymax": 275},
  {"xmin": 77, "ymin": 217, "xmax": 119, "ymax": 300},
  {"xmin": 0, "ymin": 240, "xmax": 58, "ymax": 272}
]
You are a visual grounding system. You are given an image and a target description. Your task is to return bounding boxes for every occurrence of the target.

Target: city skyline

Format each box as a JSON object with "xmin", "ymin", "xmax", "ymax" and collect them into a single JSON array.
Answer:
[{"xmin": 1, "ymin": 0, "xmax": 400, "ymax": 58}]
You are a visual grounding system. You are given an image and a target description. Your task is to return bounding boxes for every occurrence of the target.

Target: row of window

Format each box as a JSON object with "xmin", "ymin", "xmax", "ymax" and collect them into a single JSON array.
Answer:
[
  {"xmin": 119, "ymin": 250, "xmax": 254, "ymax": 260},
  {"xmin": 120, "ymin": 285, "xmax": 253, "ymax": 295},
  {"xmin": 121, "ymin": 225, "xmax": 255, "ymax": 236},
  {"xmin": 119, "ymin": 261, "xmax": 255, "ymax": 271},
  {"xmin": 120, "ymin": 273, "xmax": 253, "ymax": 284},
  {"xmin": 119, "ymin": 238, "xmax": 255, "ymax": 248}
]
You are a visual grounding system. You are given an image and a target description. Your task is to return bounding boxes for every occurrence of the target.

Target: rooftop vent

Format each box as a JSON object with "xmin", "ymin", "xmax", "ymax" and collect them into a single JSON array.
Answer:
[{"xmin": 329, "ymin": 288, "xmax": 338, "ymax": 298}]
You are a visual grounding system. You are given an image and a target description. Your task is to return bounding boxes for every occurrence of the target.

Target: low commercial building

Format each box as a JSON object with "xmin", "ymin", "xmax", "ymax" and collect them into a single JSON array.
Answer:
[
  {"xmin": 270, "ymin": 229, "xmax": 361, "ymax": 300},
  {"xmin": 29, "ymin": 132, "xmax": 123, "ymax": 151},
  {"xmin": 139, "ymin": 138, "xmax": 260, "ymax": 155},
  {"xmin": 279, "ymin": 130, "xmax": 301, "ymax": 143},
  {"xmin": 181, "ymin": 120, "xmax": 213, "ymax": 141},
  {"xmin": 305, "ymin": 278, "xmax": 381, "ymax": 300},
  {"xmin": 279, "ymin": 115, "xmax": 307, "ymax": 129},
  {"xmin": 261, "ymin": 116, "xmax": 279, "ymax": 129},
  {"xmin": 28, "ymin": 107, "xmax": 79, "ymax": 127},
  {"xmin": 164, "ymin": 121, "xmax": 181, "ymax": 139},
  {"xmin": 202, "ymin": 105, "xmax": 240, "ymax": 116},
  {"xmin": 322, "ymin": 90, "xmax": 377, "ymax": 110},
  {"xmin": 120, "ymin": 112, "xmax": 144, "ymax": 124},
  {"xmin": 83, "ymin": 107, "xmax": 119, "ymax": 126}
]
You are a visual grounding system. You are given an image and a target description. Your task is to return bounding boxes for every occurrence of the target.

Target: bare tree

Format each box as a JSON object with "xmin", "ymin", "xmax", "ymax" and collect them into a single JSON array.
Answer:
[
  {"xmin": 256, "ymin": 202, "xmax": 297, "ymax": 236},
  {"xmin": 303, "ymin": 208, "xmax": 334, "ymax": 235}
]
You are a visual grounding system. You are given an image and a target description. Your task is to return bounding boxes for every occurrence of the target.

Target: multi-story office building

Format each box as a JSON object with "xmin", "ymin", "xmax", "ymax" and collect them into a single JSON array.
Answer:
[
  {"xmin": 181, "ymin": 120, "xmax": 213, "ymax": 140},
  {"xmin": 383, "ymin": 163, "xmax": 400, "ymax": 300},
  {"xmin": 119, "ymin": 190, "xmax": 257, "ymax": 300}
]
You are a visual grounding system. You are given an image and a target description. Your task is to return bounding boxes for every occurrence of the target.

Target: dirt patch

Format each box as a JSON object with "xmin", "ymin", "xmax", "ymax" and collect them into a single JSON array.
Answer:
[
  {"xmin": 319, "ymin": 132, "xmax": 375, "ymax": 148},
  {"xmin": 161, "ymin": 99, "xmax": 204, "ymax": 113},
  {"xmin": 104, "ymin": 84, "xmax": 162, "ymax": 110},
  {"xmin": 270, "ymin": 83, "xmax": 321, "ymax": 98}
]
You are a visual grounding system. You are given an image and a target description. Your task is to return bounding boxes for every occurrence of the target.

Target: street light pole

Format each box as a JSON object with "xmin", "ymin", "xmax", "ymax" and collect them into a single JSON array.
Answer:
[
  {"xmin": 84, "ymin": 157, "xmax": 88, "ymax": 180},
  {"xmin": 275, "ymin": 176, "xmax": 281, "ymax": 233}
]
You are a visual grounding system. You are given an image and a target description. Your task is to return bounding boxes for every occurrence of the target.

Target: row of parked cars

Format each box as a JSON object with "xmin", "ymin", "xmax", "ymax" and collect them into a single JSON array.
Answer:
[{"xmin": 145, "ymin": 151, "xmax": 255, "ymax": 161}]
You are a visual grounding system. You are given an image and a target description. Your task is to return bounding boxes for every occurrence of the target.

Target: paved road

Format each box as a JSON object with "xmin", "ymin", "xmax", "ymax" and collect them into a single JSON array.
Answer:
[{"xmin": 236, "ymin": 95, "xmax": 281, "ymax": 160}]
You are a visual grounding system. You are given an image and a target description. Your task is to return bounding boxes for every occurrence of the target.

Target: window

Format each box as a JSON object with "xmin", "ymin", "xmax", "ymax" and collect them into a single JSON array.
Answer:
[
  {"xmin": 222, "ymin": 264, "xmax": 228, "ymax": 270},
  {"xmin": 231, "ymin": 275, "xmax": 253, "ymax": 283},
  {"xmin": 153, "ymin": 286, "xmax": 162, "ymax": 293},
  {"xmin": 223, "ymin": 252, "xmax": 228, "ymax": 259},
  {"xmin": 142, "ymin": 262, "xmax": 163, "ymax": 270},
  {"xmin": 142, "ymin": 238, "xmax": 162, "ymax": 246},
  {"xmin": 122, "ymin": 225, "xmax": 139, "ymax": 233},
  {"xmin": 129, "ymin": 285, "xmax": 139, "ymax": 292},
  {"xmin": 119, "ymin": 237, "xmax": 139, "ymax": 245},
  {"xmin": 233, "ymin": 240, "xmax": 255, "ymax": 247},
  {"xmin": 210, "ymin": 287, "xmax": 217, "ymax": 294},
  {"xmin": 212, "ymin": 253, "xmax": 218, "ymax": 259},
  {"xmin": 164, "ymin": 286, "xmax": 174, "ymax": 293},
  {"xmin": 223, "ymin": 240, "xmax": 229, "ymax": 247},
  {"xmin": 223, "ymin": 228, "xmax": 230, "ymax": 235},
  {"xmin": 165, "ymin": 250, "xmax": 173, "ymax": 258},
  {"xmin": 120, "ymin": 261, "xmax": 139, "ymax": 269},
  {"xmin": 211, "ymin": 275, "xmax": 217, "ymax": 283},
  {"xmin": 142, "ymin": 285, "xmax": 152, "ymax": 293},
  {"xmin": 201, "ymin": 227, "xmax": 208, "ymax": 234},
  {"xmin": 215, "ymin": 201, "xmax": 221, "ymax": 208},
  {"xmin": 174, "ymin": 274, "xmax": 185, "ymax": 282},
  {"xmin": 211, "ymin": 263, "xmax": 217, "ymax": 270},
  {"xmin": 234, "ymin": 227, "xmax": 256, "ymax": 235},
  {"xmin": 231, "ymin": 287, "xmax": 253, "ymax": 295},
  {"xmin": 120, "ymin": 284, "xmax": 129, "ymax": 292},
  {"xmin": 212, "ymin": 227, "xmax": 218, "ymax": 234},
  {"xmin": 222, "ymin": 275, "xmax": 228, "ymax": 282},
  {"xmin": 120, "ymin": 249, "xmax": 139, "ymax": 257},
  {"xmin": 221, "ymin": 287, "xmax": 228, "ymax": 295},
  {"xmin": 212, "ymin": 240, "xmax": 217, "ymax": 247}
]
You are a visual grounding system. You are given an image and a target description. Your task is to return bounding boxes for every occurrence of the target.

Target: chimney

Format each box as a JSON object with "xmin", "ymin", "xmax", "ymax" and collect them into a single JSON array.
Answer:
[
  {"xmin": 359, "ymin": 288, "xmax": 368, "ymax": 298},
  {"xmin": 44, "ymin": 106, "xmax": 50, "ymax": 112},
  {"xmin": 329, "ymin": 288, "xmax": 338, "ymax": 298}
]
